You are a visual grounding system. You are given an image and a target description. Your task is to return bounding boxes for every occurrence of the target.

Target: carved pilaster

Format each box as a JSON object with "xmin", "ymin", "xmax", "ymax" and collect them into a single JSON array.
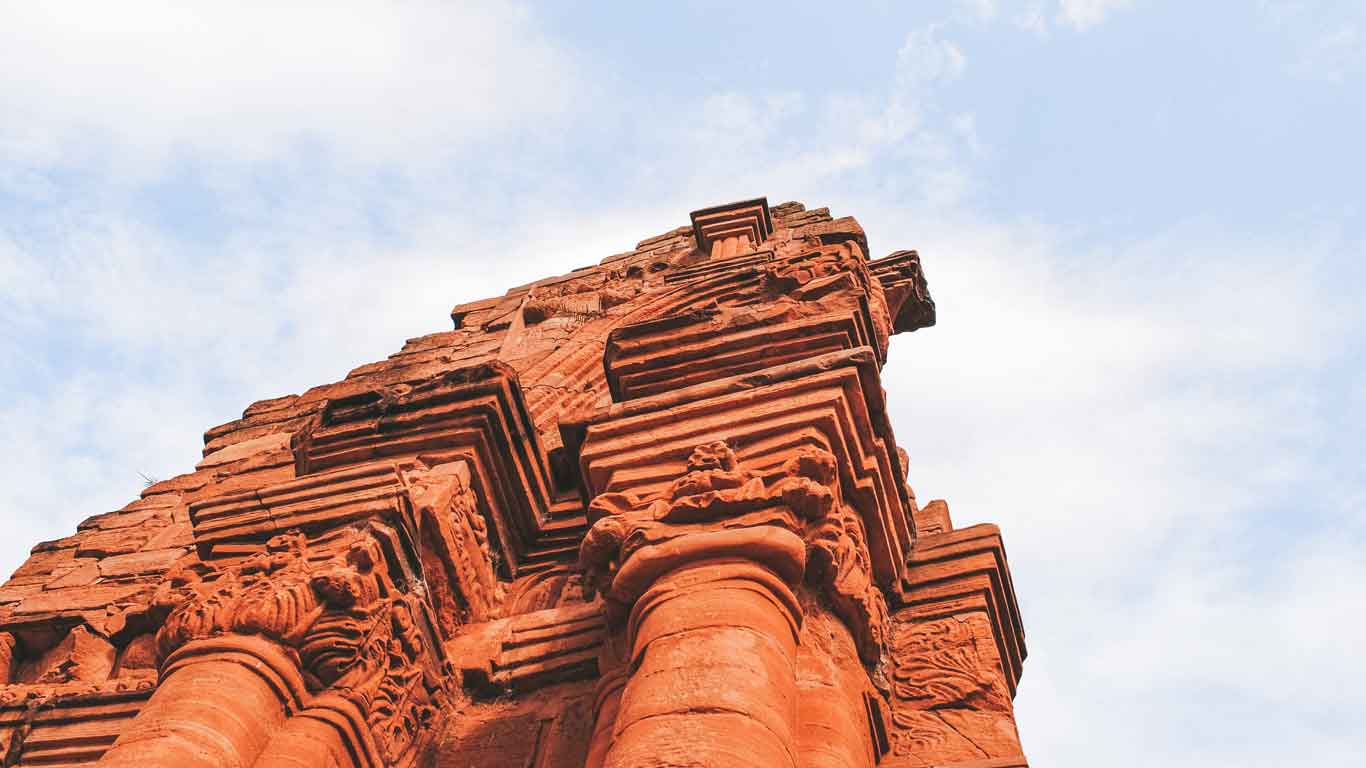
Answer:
[
  {"xmin": 578, "ymin": 442, "xmax": 806, "ymax": 768},
  {"xmin": 576, "ymin": 439, "xmax": 896, "ymax": 767},
  {"xmin": 887, "ymin": 504, "xmax": 1028, "ymax": 767},
  {"xmin": 104, "ymin": 453, "xmax": 487, "ymax": 768},
  {"xmin": 400, "ymin": 461, "xmax": 506, "ymax": 628}
]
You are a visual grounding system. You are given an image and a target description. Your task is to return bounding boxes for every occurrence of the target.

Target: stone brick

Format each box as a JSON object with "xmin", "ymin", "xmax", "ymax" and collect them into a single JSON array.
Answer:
[
  {"xmin": 12, "ymin": 582, "xmax": 149, "ymax": 615},
  {"xmin": 73, "ymin": 529, "xmax": 150, "ymax": 559},
  {"xmin": 96, "ymin": 549, "xmax": 187, "ymax": 579},
  {"xmin": 42, "ymin": 561, "xmax": 100, "ymax": 590}
]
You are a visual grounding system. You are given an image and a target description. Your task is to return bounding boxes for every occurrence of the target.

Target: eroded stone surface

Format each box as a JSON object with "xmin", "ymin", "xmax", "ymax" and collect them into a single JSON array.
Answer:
[{"xmin": 0, "ymin": 198, "xmax": 1027, "ymax": 767}]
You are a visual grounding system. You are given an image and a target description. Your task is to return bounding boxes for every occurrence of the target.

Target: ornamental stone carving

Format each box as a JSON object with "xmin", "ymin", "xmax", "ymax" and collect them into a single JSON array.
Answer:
[
  {"xmin": 580, "ymin": 441, "xmax": 888, "ymax": 664},
  {"xmin": 0, "ymin": 197, "xmax": 1029, "ymax": 768}
]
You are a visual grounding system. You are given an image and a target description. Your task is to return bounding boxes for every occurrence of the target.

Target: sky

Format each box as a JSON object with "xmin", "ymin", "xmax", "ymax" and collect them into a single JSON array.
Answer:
[{"xmin": 1, "ymin": 1, "xmax": 1363, "ymax": 764}]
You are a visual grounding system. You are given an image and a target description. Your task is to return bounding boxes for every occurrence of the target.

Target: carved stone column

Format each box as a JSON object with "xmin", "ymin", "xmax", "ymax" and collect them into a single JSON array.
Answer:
[
  {"xmin": 251, "ymin": 709, "xmax": 356, "ymax": 768},
  {"xmin": 794, "ymin": 597, "xmax": 889, "ymax": 768},
  {"xmin": 584, "ymin": 664, "xmax": 629, "ymax": 768},
  {"xmin": 0, "ymin": 632, "xmax": 14, "ymax": 684},
  {"xmin": 97, "ymin": 635, "xmax": 304, "ymax": 768},
  {"xmin": 608, "ymin": 552, "xmax": 806, "ymax": 767},
  {"xmin": 579, "ymin": 440, "xmax": 888, "ymax": 768},
  {"xmin": 98, "ymin": 526, "xmax": 440, "ymax": 768}
]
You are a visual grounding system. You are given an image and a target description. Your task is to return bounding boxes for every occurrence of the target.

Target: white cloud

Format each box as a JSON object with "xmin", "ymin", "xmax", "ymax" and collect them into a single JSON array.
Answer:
[
  {"xmin": 1261, "ymin": 1, "xmax": 1366, "ymax": 82},
  {"xmin": 956, "ymin": 0, "xmax": 1000, "ymax": 22},
  {"xmin": 1056, "ymin": 0, "xmax": 1134, "ymax": 30},
  {"xmin": 1017, "ymin": 3, "xmax": 1051, "ymax": 35},
  {"xmin": 886, "ymin": 24, "xmax": 967, "ymax": 136},
  {"xmin": 953, "ymin": 0, "xmax": 1134, "ymax": 34},
  {"xmin": 863, "ymin": 204, "xmax": 1364, "ymax": 764},
  {"xmin": 1, "ymin": 5, "xmax": 1362, "ymax": 767},
  {"xmin": 0, "ymin": 194, "xmax": 684, "ymax": 576},
  {"xmin": 660, "ymin": 22, "xmax": 977, "ymax": 211},
  {"xmin": 0, "ymin": 1, "xmax": 577, "ymax": 176}
]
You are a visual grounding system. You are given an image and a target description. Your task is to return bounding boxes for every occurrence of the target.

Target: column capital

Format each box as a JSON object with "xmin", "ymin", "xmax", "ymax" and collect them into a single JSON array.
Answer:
[
  {"xmin": 565, "ymin": 348, "xmax": 912, "ymax": 589},
  {"xmin": 579, "ymin": 439, "xmax": 890, "ymax": 664},
  {"xmin": 150, "ymin": 522, "xmax": 448, "ymax": 766}
]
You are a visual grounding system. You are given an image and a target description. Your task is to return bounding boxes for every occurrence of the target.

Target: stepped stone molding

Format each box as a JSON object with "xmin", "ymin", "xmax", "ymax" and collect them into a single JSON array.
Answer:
[
  {"xmin": 604, "ymin": 303, "xmax": 875, "ymax": 402},
  {"xmin": 290, "ymin": 363, "xmax": 554, "ymax": 576},
  {"xmin": 569, "ymin": 348, "xmax": 913, "ymax": 587},
  {"xmin": 899, "ymin": 524, "xmax": 1026, "ymax": 697},
  {"xmin": 0, "ymin": 197, "xmax": 1031, "ymax": 767},
  {"xmin": 887, "ymin": 503, "xmax": 1028, "ymax": 766},
  {"xmin": 0, "ymin": 686, "xmax": 152, "ymax": 766},
  {"xmin": 689, "ymin": 197, "xmax": 773, "ymax": 259},
  {"xmin": 455, "ymin": 601, "xmax": 605, "ymax": 697}
]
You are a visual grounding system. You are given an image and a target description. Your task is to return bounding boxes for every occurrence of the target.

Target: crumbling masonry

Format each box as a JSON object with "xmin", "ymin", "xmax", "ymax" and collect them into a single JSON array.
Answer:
[{"xmin": 0, "ymin": 199, "xmax": 1028, "ymax": 767}]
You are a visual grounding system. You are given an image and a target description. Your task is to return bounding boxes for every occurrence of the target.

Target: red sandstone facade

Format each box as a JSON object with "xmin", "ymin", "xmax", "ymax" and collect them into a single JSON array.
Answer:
[{"xmin": 0, "ymin": 199, "xmax": 1028, "ymax": 767}]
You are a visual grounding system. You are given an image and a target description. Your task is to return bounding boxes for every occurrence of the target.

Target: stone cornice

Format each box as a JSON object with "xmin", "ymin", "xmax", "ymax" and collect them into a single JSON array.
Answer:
[
  {"xmin": 563, "ymin": 348, "xmax": 913, "ymax": 587},
  {"xmin": 689, "ymin": 197, "xmax": 773, "ymax": 258},
  {"xmin": 869, "ymin": 249, "xmax": 937, "ymax": 334},
  {"xmin": 290, "ymin": 362, "xmax": 553, "ymax": 574},
  {"xmin": 604, "ymin": 305, "xmax": 880, "ymax": 402}
]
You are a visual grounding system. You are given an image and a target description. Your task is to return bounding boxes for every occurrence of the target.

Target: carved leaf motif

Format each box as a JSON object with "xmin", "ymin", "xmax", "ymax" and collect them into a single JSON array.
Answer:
[
  {"xmin": 578, "ymin": 440, "xmax": 890, "ymax": 661},
  {"xmin": 890, "ymin": 617, "xmax": 1008, "ymax": 715},
  {"xmin": 154, "ymin": 529, "xmax": 393, "ymax": 686},
  {"xmin": 155, "ymin": 526, "xmax": 450, "ymax": 761}
]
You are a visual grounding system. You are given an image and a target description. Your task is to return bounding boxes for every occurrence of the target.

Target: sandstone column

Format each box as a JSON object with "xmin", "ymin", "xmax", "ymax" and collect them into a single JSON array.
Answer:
[
  {"xmin": 97, "ymin": 636, "xmax": 305, "ymax": 768},
  {"xmin": 580, "ymin": 443, "xmax": 827, "ymax": 768},
  {"xmin": 100, "ymin": 528, "xmax": 424, "ymax": 768},
  {"xmin": 251, "ymin": 697, "xmax": 372, "ymax": 768},
  {"xmin": 605, "ymin": 549, "xmax": 806, "ymax": 768}
]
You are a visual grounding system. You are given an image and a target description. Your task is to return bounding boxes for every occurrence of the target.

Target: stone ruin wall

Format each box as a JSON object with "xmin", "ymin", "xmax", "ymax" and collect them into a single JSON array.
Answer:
[{"xmin": 0, "ymin": 198, "xmax": 1028, "ymax": 768}]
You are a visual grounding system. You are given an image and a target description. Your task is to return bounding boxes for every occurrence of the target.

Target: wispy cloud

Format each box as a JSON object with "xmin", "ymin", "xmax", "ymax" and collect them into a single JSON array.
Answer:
[
  {"xmin": 0, "ymin": 1, "xmax": 578, "ymax": 176},
  {"xmin": 954, "ymin": 0, "xmax": 1134, "ymax": 34},
  {"xmin": 870, "ymin": 207, "xmax": 1363, "ymax": 765},
  {"xmin": 0, "ymin": 4, "xmax": 1362, "ymax": 767},
  {"xmin": 1056, "ymin": 0, "xmax": 1134, "ymax": 30}
]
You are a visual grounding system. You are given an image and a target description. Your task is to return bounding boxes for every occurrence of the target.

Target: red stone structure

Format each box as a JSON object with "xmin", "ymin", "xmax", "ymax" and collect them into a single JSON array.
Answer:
[{"xmin": 0, "ymin": 199, "xmax": 1028, "ymax": 767}]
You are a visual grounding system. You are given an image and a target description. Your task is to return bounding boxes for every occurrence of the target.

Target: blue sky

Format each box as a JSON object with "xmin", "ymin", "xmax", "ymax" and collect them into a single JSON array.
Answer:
[{"xmin": 1, "ymin": 2, "xmax": 1362, "ymax": 764}]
